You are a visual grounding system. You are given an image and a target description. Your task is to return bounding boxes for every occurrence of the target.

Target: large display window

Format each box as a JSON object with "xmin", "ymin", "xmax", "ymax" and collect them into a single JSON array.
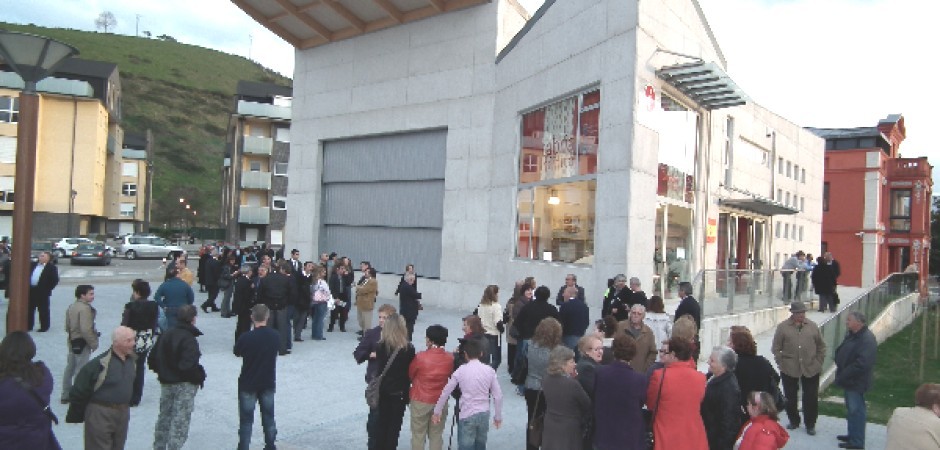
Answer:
[{"xmin": 516, "ymin": 89, "xmax": 599, "ymax": 264}]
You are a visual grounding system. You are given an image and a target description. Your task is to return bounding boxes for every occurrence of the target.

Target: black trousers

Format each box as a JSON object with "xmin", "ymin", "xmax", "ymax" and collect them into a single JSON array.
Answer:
[
  {"xmin": 507, "ymin": 343, "xmax": 518, "ymax": 375},
  {"xmin": 203, "ymin": 285, "xmax": 220, "ymax": 308},
  {"xmin": 28, "ymin": 288, "xmax": 51, "ymax": 330},
  {"xmin": 376, "ymin": 391, "xmax": 407, "ymax": 450},
  {"xmin": 781, "ymin": 373, "xmax": 820, "ymax": 427},
  {"xmin": 329, "ymin": 307, "xmax": 348, "ymax": 330},
  {"xmin": 235, "ymin": 311, "xmax": 252, "ymax": 342},
  {"xmin": 524, "ymin": 389, "xmax": 546, "ymax": 450}
]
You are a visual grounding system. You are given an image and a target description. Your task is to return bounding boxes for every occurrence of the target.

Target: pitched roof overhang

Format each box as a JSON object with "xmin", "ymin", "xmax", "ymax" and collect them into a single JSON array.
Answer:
[
  {"xmin": 656, "ymin": 61, "xmax": 748, "ymax": 110},
  {"xmin": 720, "ymin": 197, "xmax": 798, "ymax": 216},
  {"xmin": 231, "ymin": 0, "xmax": 490, "ymax": 50}
]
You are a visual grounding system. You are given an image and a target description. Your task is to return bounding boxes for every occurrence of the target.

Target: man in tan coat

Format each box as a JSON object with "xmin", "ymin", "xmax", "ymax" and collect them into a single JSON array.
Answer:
[
  {"xmin": 885, "ymin": 383, "xmax": 940, "ymax": 449},
  {"xmin": 62, "ymin": 284, "xmax": 99, "ymax": 404},
  {"xmin": 618, "ymin": 304, "xmax": 658, "ymax": 373},
  {"xmin": 771, "ymin": 301, "xmax": 825, "ymax": 435},
  {"xmin": 355, "ymin": 267, "xmax": 378, "ymax": 335}
]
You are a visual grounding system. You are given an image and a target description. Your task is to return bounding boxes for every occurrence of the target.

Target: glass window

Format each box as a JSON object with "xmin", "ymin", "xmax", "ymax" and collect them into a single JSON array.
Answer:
[
  {"xmin": 119, "ymin": 203, "xmax": 135, "ymax": 217},
  {"xmin": 785, "ymin": 191, "xmax": 790, "ymax": 206},
  {"xmin": 800, "ymin": 197, "xmax": 805, "ymax": 212},
  {"xmin": 275, "ymin": 126, "xmax": 290, "ymax": 143},
  {"xmin": 793, "ymin": 164, "xmax": 799, "ymax": 180},
  {"xmin": 775, "ymin": 222, "xmax": 781, "ymax": 238},
  {"xmin": 656, "ymin": 94, "xmax": 698, "ymax": 203},
  {"xmin": 778, "ymin": 157, "xmax": 783, "ymax": 174},
  {"xmin": 274, "ymin": 162, "xmax": 288, "ymax": 176},
  {"xmin": 823, "ymin": 183, "xmax": 829, "ymax": 211},
  {"xmin": 0, "ymin": 96, "xmax": 18, "ymax": 123},
  {"xmin": 786, "ymin": 161, "xmax": 792, "ymax": 178},
  {"xmin": 272, "ymin": 196, "xmax": 287, "ymax": 210},
  {"xmin": 777, "ymin": 188, "xmax": 782, "ymax": 201},
  {"xmin": 801, "ymin": 168, "xmax": 806, "ymax": 183},
  {"xmin": 122, "ymin": 162, "xmax": 138, "ymax": 177},
  {"xmin": 889, "ymin": 189, "xmax": 911, "ymax": 232},
  {"xmin": 249, "ymin": 161, "xmax": 262, "ymax": 172},
  {"xmin": 516, "ymin": 89, "xmax": 599, "ymax": 264},
  {"xmin": 122, "ymin": 183, "xmax": 137, "ymax": 196},
  {"xmin": 784, "ymin": 223, "xmax": 790, "ymax": 239}
]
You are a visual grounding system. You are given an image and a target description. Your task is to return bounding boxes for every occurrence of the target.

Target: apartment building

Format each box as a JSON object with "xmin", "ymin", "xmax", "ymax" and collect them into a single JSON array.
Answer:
[
  {"xmin": 0, "ymin": 58, "xmax": 150, "ymax": 240},
  {"xmin": 220, "ymin": 80, "xmax": 292, "ymax": 246}
]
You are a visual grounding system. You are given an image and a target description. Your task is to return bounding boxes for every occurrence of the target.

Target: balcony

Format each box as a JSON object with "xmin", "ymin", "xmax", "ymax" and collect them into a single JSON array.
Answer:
[
  {"xmin": 887, "ymin": 158, "xmax": 931, "ymax": 179},
  {"xmin": 238, "ymin": 206, "xmax": 270, "ymax": 225},
  {"xmin": 241, "ymin": 171, "xmax": 271, "ymax": 190},
  {"xmin": 237, "ymin": 100, "xmax": 291, "ymax": 121},
  {"xmin": 243, "ymin": 135, "xmax": 273, "ymax": 156}
]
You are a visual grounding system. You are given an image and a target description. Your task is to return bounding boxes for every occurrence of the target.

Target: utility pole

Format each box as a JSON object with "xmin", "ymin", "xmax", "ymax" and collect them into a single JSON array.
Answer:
[
  {"xmin": 136, "ymin": 14, "xmax": 141, "ymax": 37},
  {"xmin": 248, "ymin": 33, "xmax": 253, "ymax": 61}
]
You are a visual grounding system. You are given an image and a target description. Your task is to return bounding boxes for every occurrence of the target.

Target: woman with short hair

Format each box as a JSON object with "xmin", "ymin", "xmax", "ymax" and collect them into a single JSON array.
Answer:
[
  {"xmin": 735, "ymin": 391, "xmax": 789, "ymax": 450},
  {"xmin": 374, "ymin": 313, "xmax": 416, "ymax": 450},
  {"xmin": 647, "ymin": 337, "xmax": 707, "ymax": 450},
  {"xmin": 524, "ymin": 317, "xmax": 562, "ymax": 450},
  {"xmin": 575, "ymin": 334, "xmax": 605, "ymax": 449},
  {"xmin": 703, "ymin": 346, "xmax": 743, "ymax": 450},
  {"xmin": 505, "ymin": 282, "xmax": 531, "ymax": 376},
  {"xmin": 540, "ymin": 346, "xmax": 591, "ymax": 450},
  {"xmin": 594, "ymin": 334, "xmax": 647, "ymax": 450},
  {"xmin": 0, "ymin": 331, "xmax": 57, "ymax": 448}
]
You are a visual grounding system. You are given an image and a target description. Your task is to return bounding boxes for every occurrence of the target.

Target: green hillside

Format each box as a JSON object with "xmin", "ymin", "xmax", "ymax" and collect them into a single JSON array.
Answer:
[{"xmin": 0, "ymin": 22, "xmax": 292, "ymax": 228}]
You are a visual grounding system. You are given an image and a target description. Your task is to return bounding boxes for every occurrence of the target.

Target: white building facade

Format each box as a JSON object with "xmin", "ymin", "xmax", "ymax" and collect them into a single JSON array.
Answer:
[{"xmin": 275, "ymin": 0, "xmax": 823, "ymax": 310}]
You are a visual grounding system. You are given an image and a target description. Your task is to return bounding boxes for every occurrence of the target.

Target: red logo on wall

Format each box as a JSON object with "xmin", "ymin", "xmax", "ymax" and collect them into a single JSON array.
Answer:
[{"xmin": 645, "ymin": 85, "xmax": 656, "ymax": 112}]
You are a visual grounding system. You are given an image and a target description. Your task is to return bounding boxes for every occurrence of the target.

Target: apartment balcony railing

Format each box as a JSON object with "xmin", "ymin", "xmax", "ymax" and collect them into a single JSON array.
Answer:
[
  {"xmin": 238, "ymin": 206, "xmax": 270, "ymax": 225},
  {"xmin": 243, "ymin": 135, "xmax": 273, "ymax": 156},
  {"xmin": 241, "ymin": 171, "xmax": 271, "ymax": 190},
  {"xmin": 237, "ymin": 100, "xmax": 291, "ymax": 121}
]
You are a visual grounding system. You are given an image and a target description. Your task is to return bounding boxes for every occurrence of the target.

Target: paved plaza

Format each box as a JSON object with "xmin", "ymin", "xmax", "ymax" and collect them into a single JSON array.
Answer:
[{"xmin": 1, "ymin": 266, "xmax": 886, "ymax": 449}]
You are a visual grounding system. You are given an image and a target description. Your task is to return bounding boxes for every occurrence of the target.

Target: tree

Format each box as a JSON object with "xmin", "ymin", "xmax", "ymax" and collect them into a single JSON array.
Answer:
[{"xmin": 94, "ymin": 11, "xmax": 117, "ymax": 33}]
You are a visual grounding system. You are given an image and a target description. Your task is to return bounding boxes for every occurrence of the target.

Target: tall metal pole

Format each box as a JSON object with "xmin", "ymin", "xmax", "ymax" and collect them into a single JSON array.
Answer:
[{"xmin": 6, "ymin": 90, "xmax": 40, "ymax": 333}]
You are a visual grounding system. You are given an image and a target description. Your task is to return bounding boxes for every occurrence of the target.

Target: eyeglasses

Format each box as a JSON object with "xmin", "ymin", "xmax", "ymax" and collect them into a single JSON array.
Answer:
[
  {"xmin": 589, "ymin": 347, "xmax": 604, "ymax": 352},
  {"xmin": 658, "ymin": 349, "xmax": 669, "ymax": 354}
]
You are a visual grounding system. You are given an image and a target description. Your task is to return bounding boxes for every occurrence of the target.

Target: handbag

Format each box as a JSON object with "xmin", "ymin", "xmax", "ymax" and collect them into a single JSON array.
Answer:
[
  {"xmin": 134, "ymin": 329, "xmax": 156, "ymax": 354},
  {"xmin": 365, "ymin": 347, "xmax": 401, "ymax": 409},
  {"xmin": 527, "ymin": 391, "xmax": 544, "ymax": 447},
  {"xmin": 69, "ymin": 338, "xmax": 87, "ymax": 355},
  {"xmin": 646, "ymin": 367, "xmax": 666, "ymax": 449}
]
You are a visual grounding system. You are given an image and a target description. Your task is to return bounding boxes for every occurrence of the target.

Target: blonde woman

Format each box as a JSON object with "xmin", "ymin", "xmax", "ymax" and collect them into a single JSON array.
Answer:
[
  {"xmin": 374, "ymin": 313, "xmax": 416, "ymax": 450},
  {"xmin": 477, "ymin": 285, "xmax": 504, "ymax": 369}
]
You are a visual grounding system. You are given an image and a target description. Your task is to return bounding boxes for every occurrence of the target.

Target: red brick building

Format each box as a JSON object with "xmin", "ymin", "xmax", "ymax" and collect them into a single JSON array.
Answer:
[{"xmin": 809, "ymin": 114, "xmax": 932, "ymax": 295}]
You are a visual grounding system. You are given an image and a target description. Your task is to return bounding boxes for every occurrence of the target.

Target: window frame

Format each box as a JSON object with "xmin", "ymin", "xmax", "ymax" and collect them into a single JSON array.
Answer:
[
  {"xmin": 121, "ymin": 182, "xmax": 137, "ymax": 196},
  {"xmin": 889, "ymin": 188, "xmax": 912, "ymax": 232},
  {"xmin": 0, "ymin": 96, "xmax": 18, "ymax": 123}
]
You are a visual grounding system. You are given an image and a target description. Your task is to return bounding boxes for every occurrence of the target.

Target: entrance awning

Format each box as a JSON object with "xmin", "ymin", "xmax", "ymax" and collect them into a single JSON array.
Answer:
[
  {"xmin": 656, "ymin": 61, "xmax": 748, "ymax": 110},
  {"xmin": 720, "ymin": 198, "xmax": 798, "ymax": 216}
]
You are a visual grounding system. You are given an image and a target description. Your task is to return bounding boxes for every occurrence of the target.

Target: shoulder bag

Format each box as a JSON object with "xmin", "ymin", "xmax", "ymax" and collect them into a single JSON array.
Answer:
[
  {"xmin": 527, "ymin": 391, "xmax": 544, "ymax": 447},
  {"xmin": 646, "ymin": 367, "xmax": 666, "ymax": 449},
  {"xmin": 365, "ymin": 347, "xmax": 401, "ymax": 409}
]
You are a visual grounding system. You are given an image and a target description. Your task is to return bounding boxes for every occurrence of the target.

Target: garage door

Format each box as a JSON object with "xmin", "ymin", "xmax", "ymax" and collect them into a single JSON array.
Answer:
[{"xmin": 321, "ymin": 130, "xmax": 446, "ymax": 278}]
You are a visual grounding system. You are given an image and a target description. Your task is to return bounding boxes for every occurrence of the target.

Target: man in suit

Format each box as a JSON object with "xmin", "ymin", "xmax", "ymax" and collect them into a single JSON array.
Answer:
[
  {"xmin": 200, "ymin": 249, "xmax": 222, "ymax": 313},
  {"xmin": 29, "ymin": 251, "xmax": 59, "ymax": 331},
  {"xmin": 554, "ymin": 273, "xmax": 586, "ymax": 306},
  {"xmin": 289, "ymin": 249, "xmax": 303, "ymax": 274},
  {"xmin": 674, "ymin": 281, "xmax": 701, "ymax": 360}
]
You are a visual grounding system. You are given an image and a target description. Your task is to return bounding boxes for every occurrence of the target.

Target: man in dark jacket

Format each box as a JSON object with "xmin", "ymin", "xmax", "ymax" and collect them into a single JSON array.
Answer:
[
  {"xmin": 601, "ymin": 274, "xmax": 630, "ymax": 321},
  {"xmin": 513, "ymin": 285, "xmax": 559, "ymax": 372},
  {"xmin": 674, "ymin": 281, "xmax": 702, "ymax": 360},
  {"xmin": 235, "ymin": 304, "xmax": 281, "ymax": 450},
  {"xmin": 834, "ymin": 311, "xmax": 877, "ymax": 450},
  {"xmin": 397, "ymin": 273, "xmax": 422, "ymax": 341},
  {"xmin": 353, "ymin": 304, "xmax": 397, "ymax": 450},
  {"xmin": 233, "ymin": 265, "xmax": 257, "ymax": 342},
  {"xmin": 292, "ymin": 261, "xmax": 315, "ymax": 342},
  {"xmin": 28, "ymin": 251, "xmax": 59, "ymax": 331},
  {"xmin": 151, "ymin": 305, "xmax": 206, "ymax": 450},
  {"xmin": 554, "ymin": 273, "xmax": 585, "ymax": 306},
  {"xmin": 66, "ymin": 326, "xmax": 136, "ymax": 449},
  {"xmin": 811, "ymin": 256, "xmax": 838, "ymax": 312},
  {"xmin": 624, "ymin": 277, "xmax": 649, "ymax": 308},
  {"xmin": 558, "ymin": 285, "xmax": 589, "ymax": 353},
  {"xmin": 200, "ymin": 249, "xmax": 223, "ymax": 313},
  {"xmin": 260, "ymin": 261, "xmax": 294, "ymax": 355}
]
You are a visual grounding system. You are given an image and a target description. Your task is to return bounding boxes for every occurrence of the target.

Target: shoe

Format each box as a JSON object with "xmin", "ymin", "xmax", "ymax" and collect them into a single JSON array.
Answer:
[
  {"xmin": 356, "ymin": 330, "xmax": 364, "ymax": 336},
  {"xmin": 327, "ymin": 327, "xmax": 334, "ymax": 332},
  {"xmin": 201, "ymin": 305, "xmax": 210, "ymax": 314},
  {"xmin": 786, "ymin": 423, "xmax": 799, "ymax": 430},
  {"xmin": 294, "ymin": 338, "xmax": 303, "ymax": 342},
  {"xmin": 838, "ymin": 443, "xmax": 863, "ymax": 449},
  {"xmin": 340, "ymin": 328, "xmax": 347, "ymax": 332},
  {"xmin": 806, "ymin": 427, "xmax": 816, "ymax": 436},
  {"xmin": 837, "ymin": 435, "xmax": 850, "ymax": 442},
  {"xmin": 37, "ymin": 328, "xmax": 49, "ymax": 332},
  {"xmin": 130, "ymin": 402, "xmax": 139, "ymax": 407},
  {"xmin": 279, "ymin": 351, "xmax": 289, "ymax": 356}
]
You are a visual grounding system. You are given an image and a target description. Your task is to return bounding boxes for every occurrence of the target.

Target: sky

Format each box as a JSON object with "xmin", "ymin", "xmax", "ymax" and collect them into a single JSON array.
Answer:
[{"xmin": 3, "ymin": 0, "xmax": 937, "ymax": 184}]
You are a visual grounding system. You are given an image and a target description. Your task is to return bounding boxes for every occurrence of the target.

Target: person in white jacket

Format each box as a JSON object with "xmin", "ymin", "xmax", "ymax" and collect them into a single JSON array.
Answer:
[
  {"xmin": 476, "ymin": 285, "xmax": 504, "ymax": 369},
  {"xmin": 643, "ymin": 295, "xmax": 672, "ymax": 361}
]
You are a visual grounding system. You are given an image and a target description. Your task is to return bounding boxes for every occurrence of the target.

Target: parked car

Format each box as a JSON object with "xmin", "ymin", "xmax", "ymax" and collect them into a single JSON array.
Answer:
[
  {"xmin": 118, "ymin": 235, "xmax": 185, "ymax": 260},
  {"xmin": 70, "ymin": 243, "xmax": 112, "ymax": 266},
  {"xmin": 30, "ymin": 241, "xmax": 59, "ymax": 264},
  {"xmin": 52, "ymin": 237, "xmax": 93, "ymax": 258}
]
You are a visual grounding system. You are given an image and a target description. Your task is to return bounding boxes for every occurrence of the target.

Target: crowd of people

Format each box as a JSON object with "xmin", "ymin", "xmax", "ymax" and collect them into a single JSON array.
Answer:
[{"xmin": 0, "ymin": 245, "xmax": 938, "ymax": 450}]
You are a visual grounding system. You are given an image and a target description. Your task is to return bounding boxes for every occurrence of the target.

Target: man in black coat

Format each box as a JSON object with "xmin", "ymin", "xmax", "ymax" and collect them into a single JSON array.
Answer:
[
  {"xmin": 200, "ymin": 249, "xmax": 223, "ymax": 313},
  {"xmin": 513, "ymin": 285, "xmax": 560, "ymax": 372},
  {"xmin": 397, "ymin": 273, "xmax": 421, "ymax": 341},
  {"xmin": 674, "ymin": 281, "xmax": 701, "ymax": 360},
  {"xmin": 624, "ymin": 277, "xmax": 649, "ymax": 308},
  {"xmin": 601, "ymin": 274, "xmax": 629, "ymax": 321},
  {"xmin": 811, "ymin": 256, "xmax": 838, "ymax": 313},
  {"xmin": 259, "ymin": 261, "xmax": 294, "ymax": 355},
  {"xmin": 834, "ymin": 311, "xmax": 877, "ymax": 450},
  {"xmin": 554, "ymin": 273, "xmax": 586, "ymax": 306},
  {"xmin": 28, "ymin": 251, "xmax": 59, "ymax": 331},
  {"xmin": 151, "ymin": 305, "xmax": 205, "ymax": 450},
  {"xmin": 232, "ymin": 265, "xmax": 257, "ymax": 343}
]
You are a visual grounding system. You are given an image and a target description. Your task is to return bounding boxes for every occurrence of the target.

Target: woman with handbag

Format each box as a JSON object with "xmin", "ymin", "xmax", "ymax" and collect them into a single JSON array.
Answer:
[
  {"xmin": 540, "ymin": 346, "xmax": 591, "ymax": 450},
  {"xmin": 647, "ymin": 336, "xmax": 707, "ymax": 450},
  {"xmin": 729, "ymin": 326, "xmax": 782, "ymax": 424},
  {"xmin": 524, "ymin": 317, "xmax": 562, "ymax": 450},
  {"xmin": 121, "ymin": 279, "xmax": 159, "ymax": 407},
  {"xmin": 374, "ymin": 313, "xmax": 416, "ymax": 450},
  {"xmin": 476, "ymin": 285, "xmax": 504, "ymax": 369},
  {"xmin": 592, "ymin": 334, "xmax": 646, "ymax": 450},
  {"xmin": 0, "ymin": 331, "xmax": 59, "ymax": 449}
]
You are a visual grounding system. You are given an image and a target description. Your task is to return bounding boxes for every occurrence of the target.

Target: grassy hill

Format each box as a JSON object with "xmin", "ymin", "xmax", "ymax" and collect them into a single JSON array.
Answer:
[{"xmin": 0, "ymin": 22, "xmax": 291, "ymax": 228}]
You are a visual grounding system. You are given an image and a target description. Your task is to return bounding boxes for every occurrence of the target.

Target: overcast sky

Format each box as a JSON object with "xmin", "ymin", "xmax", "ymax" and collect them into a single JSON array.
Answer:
[{"xmin": 4, "ymin": 0, "xmax": 937, "ymax": 184}]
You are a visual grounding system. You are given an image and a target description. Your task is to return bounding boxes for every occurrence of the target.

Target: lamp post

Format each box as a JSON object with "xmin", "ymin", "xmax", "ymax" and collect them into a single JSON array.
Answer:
[{"xmin": 0, "ymin": 31, "xmax": 79, "ymax": 334}]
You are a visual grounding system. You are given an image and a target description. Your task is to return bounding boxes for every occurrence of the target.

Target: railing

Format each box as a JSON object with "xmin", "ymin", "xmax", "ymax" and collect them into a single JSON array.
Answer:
[
  {"xmin": 243, "ymin": 136, "xmax": 273, "ymax": 155},
  {"xmin": 237, "ymin": 100, "xmax": 291, "ymax": 121},
  {"xmin": 238, "ymin": 206, "xmax": 270, "ymax": 225},
  {"xmin": 692, "ymin": 269, "xmax": 820, "ymax": 318},
  {"xmin": 817, "ymin": 272, "xmax": 918, "ymax": 376},
  {"xmin": 240, "ymin": 171, "xmax": 272, "ymax": 190}
]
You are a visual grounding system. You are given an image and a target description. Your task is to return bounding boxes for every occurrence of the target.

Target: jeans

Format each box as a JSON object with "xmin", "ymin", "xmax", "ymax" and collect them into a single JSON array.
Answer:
[
  {"xmin": 220, "ymin": 286, "xmax": 234, "ymax": 316},
  {"xmin": 514, "ymin": 339, "xmax": 529, "ymax": 379},
  {"xmin": 238, "ymin": 388, "xmax": 277, "ymax": 450},
  {"xmin": 562, "ymin": 335, "xmax": 580, "ymax": 360},
  {"xmin": 485, "ymin": 334, "xmax": 501, "ymax": 369},
  {"xmin": 153, "ymin": 382, "xmax": 198, "ymax": 450},
  {"xmin": 781, "ymin": 373, "xmax": 819, "ymax": 428},
  {"xmin": 457, "ymin": 411, "xmax": 490, "ymax": 450},
  {"xmin": 62, "ymin": 346, "xmax": 91, "ymax": 401},
  {"xmin": 131, "ymin": 348, "xmax": 149, "ymax": 405},
  {"xmin": 310, "ymin": 303, "xmax": 328, "ymax": 339},
  {"xmin": 844, "ymin": 389, "xmax": 866, "ymax": 447}
]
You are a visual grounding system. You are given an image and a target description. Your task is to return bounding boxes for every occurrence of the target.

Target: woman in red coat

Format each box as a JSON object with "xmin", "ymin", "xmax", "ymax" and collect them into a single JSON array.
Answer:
[
  {"xmin": 736, "ymin": 391, "xmax": 790, "ymax": 450},
  {"xmin": 646, "ymin": 336, "xmax": 707, "ymax": 450}
]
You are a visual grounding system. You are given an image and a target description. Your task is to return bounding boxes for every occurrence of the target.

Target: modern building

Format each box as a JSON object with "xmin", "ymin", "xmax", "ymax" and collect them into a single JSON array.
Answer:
[
  {"xmin": 809, "ymin": 114, "xmax": 933, "ymax": 294},
  {"xmin": 0, "ymin": 58, "xmax": 150, "ymax": 240},
  {"xmin": 235, "ymin": 0, "xmax": 825, "ymax": 308},
  {"xmin": 116, "ymin": 131, "xmax": 153, "ymax": 236},
  {"xmin": 220, "ymin": 80, "xmax": 292, "ymax": 246}
]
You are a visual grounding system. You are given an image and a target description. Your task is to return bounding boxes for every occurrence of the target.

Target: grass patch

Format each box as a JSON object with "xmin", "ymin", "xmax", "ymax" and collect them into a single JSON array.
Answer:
[{"xmin": 818, "ymin": 307, "xmax": 940, "ymax": 424}]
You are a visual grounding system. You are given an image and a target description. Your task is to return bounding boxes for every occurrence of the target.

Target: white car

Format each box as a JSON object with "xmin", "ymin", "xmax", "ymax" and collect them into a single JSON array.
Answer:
[
  {"xmin": 52, "ymin": 237, "xmax": 93, "ymax": 258},
  {"xmin": 119, "ymin": 235, "xmax": 185, "ymax": 260}
]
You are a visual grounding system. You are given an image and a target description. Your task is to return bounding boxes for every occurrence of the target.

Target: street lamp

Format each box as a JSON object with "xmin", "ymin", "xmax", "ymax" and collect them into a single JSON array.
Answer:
[{"xmin": 0, "ymin": 31, "xmax": 79, "ymax": 334}]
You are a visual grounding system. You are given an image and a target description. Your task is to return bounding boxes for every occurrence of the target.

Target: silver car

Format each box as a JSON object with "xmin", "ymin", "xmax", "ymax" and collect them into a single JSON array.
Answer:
[{"xmin": 119, "ymin": 235, "xmax": 184, "ymax": 260}]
